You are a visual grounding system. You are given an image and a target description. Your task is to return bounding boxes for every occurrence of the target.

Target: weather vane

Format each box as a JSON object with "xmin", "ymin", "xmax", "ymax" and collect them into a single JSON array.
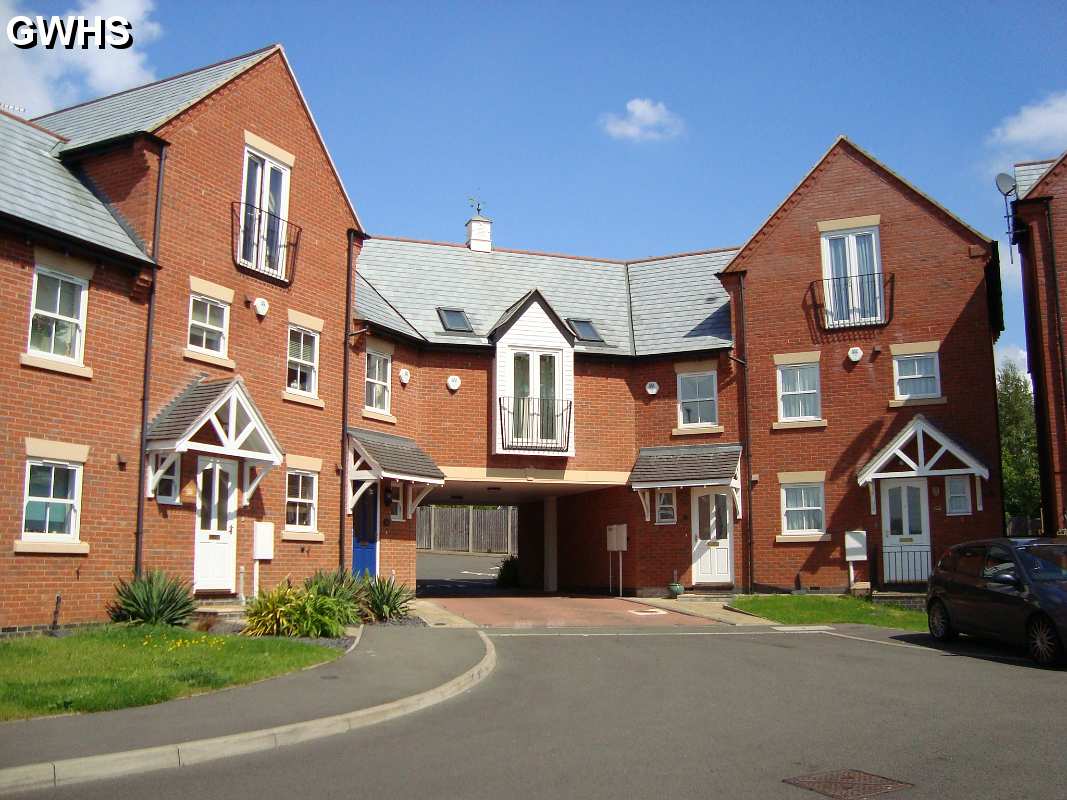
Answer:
[{"xmin": 468, "ymin": 196, "xmax": 485, "ymax": 217}]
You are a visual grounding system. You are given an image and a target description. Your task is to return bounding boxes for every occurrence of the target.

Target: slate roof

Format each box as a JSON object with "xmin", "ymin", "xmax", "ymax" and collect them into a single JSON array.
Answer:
[
  {"xmin": 0, "ymin": 112, "xmax": 150, "ymax": 263},
  {"xmin": 147, "ymin": 376, "xmax": 235, "ymax": 440},
  {"xmin": 628, "ymin": 443, "xmax": 742, "ymax": 486},
  {"xmin": 354, "ymin": 237, "xmax": 738, "ymax": 356},
  {"xmin": 34, "ymin": 46, "xmax": 276, "ymax": 152},
  {"xmin": 1015, "ymin": 159, "xmax": 1057, "ymax": 199},
  {"xmin": 348, "ymin": 427, "xmax": 445, "ymax": 482}
]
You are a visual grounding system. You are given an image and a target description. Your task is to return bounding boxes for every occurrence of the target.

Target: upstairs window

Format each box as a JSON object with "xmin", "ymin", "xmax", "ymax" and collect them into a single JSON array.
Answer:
[
  {"xmin": 437, "ymin": 307, "xmax": 473, "ymax": 332},
  {"xmin": 28, "ymin": 268, "xmax": 88, "ymax": 364},
  {"xmin": 820, "ymin": 227, "xmax": 883, "ymax": 326},
  {"xmin": 287, "ymin": 326, "xmax": 318, "ymax": 397},
  {"xmin": 188, "ymin": 295, "xmax": 228, "ymax": 356},
  {"xmin": 567, "ymin": 318, "xmax": 603, "ymax": 342},
  {"xmin": 239, "ymin": 148, "xmax": 291, "ymax": 278},
  {"xmin": 677, "ymin": 371, "xmax": 718, "ymax": 427},
  {"xmin": 365, "ymin": 350, "xmax": 391, "ymax": 413},
  {"xmin": 777, "ymin": 363, "xmax": 821, "ymax": 421},
  {"xmin": 893, "ymin": 353, "xmax": 940, "ymax": 400}
]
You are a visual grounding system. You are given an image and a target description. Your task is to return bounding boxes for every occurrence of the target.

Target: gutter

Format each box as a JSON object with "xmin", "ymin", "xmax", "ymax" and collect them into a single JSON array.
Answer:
[{"xmin": 134, "ymin": 142, "xmax": 168, "ymax": 576}]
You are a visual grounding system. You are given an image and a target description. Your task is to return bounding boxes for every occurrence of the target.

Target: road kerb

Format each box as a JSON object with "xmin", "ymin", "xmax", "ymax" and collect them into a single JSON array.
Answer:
[{"xmin": 0, "ymin": 630, "xmax": 495, "ymax": 795}]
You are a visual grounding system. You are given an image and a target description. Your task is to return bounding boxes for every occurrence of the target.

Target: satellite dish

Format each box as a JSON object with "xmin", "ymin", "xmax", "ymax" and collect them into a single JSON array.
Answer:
[{"xmin": 995, "ymin": 173, "xmax": 1017, "ymax": 197}]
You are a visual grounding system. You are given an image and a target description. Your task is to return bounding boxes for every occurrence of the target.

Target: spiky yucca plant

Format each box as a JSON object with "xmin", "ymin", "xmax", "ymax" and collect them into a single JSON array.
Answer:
[
  {"xmin": 108, "ymin": 569, "xmax": 197, "ymax": 626},
  {"xmin": 365, "ymin": 575, "xmax": 414, "ymax": 622},
  {"xmin": 304, "ymin": 568, "xmax": 368, "ymax": 624},
  {"xmin": 243, "ymin": 583, "xmax": 297, "ymax": 637}
]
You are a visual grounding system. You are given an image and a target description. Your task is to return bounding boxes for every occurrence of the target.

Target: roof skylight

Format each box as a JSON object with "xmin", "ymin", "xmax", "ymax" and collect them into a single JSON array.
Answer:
[
  {"xmin": 437, "ymin": 307, "xmax": 473, "ymax": 332},
  {"xmin": 568, "ymin": 318, "xmax": 603, "ymax": 342}
]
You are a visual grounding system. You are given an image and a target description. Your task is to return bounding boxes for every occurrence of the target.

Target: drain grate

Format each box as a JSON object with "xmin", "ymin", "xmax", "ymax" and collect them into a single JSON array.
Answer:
[{"xmin": 783, "ymin": 769, "xmax": 912, "ymax": 799}]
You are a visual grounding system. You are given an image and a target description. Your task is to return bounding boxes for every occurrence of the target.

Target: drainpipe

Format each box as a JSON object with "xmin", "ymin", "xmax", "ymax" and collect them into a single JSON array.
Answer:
[
  {"xmin": 1040, "ymin": 198, "xmax": 1067, "ymax": 531},
  {"xmin": 134, "ymin": 142, "xmax": 168, "ymax": 577},
  {"xmin": 736, "ymin": 272, "xmax": 756, "ymax": 593},
  {"xmin": 340, "ymin": 228, "xmax": 357, "ymax": 569}
]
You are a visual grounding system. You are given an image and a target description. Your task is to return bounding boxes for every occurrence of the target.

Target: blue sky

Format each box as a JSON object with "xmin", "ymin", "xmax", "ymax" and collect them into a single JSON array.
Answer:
[{"xmin": 5, "ymin": 1, "xmax": 1067, "ymax": 370}]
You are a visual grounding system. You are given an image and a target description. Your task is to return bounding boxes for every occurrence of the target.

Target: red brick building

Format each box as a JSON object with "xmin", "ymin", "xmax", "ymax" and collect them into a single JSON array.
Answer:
[
  {"xmin": 1011, "ymin": 152, "xmax": 1067, "ymax": 535},
  {"xmin": 0, "ymin": 46, "xmax": 1005, "ymax": 629}
]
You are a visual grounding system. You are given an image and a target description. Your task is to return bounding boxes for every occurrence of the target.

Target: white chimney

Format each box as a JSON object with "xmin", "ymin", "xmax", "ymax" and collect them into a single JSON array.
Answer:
[{"xmin": 466, "ymin": 215, "xmax": 492, "ymax": 253}]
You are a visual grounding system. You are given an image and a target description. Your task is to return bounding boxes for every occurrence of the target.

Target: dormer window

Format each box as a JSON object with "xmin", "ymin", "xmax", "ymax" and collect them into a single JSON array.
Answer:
[
  {"xmin": 437, "ymin": 307, "xmax": 473, "ymax": 332},
  {"xmin": 567, "ymin": 318, "xmax": 603, "ymax": 343}
]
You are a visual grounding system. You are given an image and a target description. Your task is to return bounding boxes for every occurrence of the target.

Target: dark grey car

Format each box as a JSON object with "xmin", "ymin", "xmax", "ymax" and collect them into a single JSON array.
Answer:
[{"xmin": 926, "ymin": 537, "xmax": 1067, "ymax": 666}]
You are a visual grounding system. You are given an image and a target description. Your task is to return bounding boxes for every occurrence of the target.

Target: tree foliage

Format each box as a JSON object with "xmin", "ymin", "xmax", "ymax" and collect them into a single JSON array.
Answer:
[{"xmin": 997, "ymin": 362, "xmax": 1041, "ymax": 518}]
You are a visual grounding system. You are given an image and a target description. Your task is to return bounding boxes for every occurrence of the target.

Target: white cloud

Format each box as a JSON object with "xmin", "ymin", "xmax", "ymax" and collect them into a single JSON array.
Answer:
[
  {"xmin": 0, "ymin": 0, "xmax": 161, "ymax": 117},
  {"xmin": 995, "ymin": 343, "xmax": 1029, "ymax": 374},
  {"xmin": 600, "ymin": 98, "xmax": 684, "ymax": 142},
  {"xmin": 990, "ymin": 91, "xmax": 1067, "ymax": 155}
]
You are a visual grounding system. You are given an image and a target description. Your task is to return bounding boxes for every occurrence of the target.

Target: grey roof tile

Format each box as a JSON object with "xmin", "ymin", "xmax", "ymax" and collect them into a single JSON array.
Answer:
[
  {"xmin": 356, "ymin": 273, "xmax": 424, "ymax": 341},
  {"xmin": 348, "ymin": 427, "xmax": 445, "ymax": 482},
  {"xmin": 147, "ymin": 376, "xmax": 232, "ymax": 440},
  {"xmin": 0, "ymin": 113, "xmax": 150, "ymax": 263},
  {"xmin": 628, "ymin": 443, "xmax": 742, "ymax": 485},
  {"xmin": 354, "ymin": 238, "xmax": 736, "ymax": 357},
  {"xmin": 1015, "ymin": 159, "xmax": 1057, "ymax": 199},
  {"xmin": 34, "ymin": 46, "xmax": 275, "ymax": 151}
]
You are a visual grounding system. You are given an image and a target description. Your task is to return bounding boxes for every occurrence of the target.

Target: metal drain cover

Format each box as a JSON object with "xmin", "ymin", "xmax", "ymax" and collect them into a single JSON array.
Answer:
[{"xmin": 783, "ymin": 769, "xmax": 912, "ymax": 799}]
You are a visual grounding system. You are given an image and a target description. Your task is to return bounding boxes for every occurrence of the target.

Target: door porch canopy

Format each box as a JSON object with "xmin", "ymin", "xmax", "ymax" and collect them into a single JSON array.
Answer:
[
  {"xmin": 628, "ymin": 443, "xmax": 743, "ymax": 521},
  {"xmin": 347, "ymin": 427, "xmax": 445, "ymax": 518},
  {"xmin": 145, "ymin": 376, "xmax": 283, "ymax": 506},
  {"xmin": 857, "ymin": 414, "xmax": 989, "ymax": 512}
]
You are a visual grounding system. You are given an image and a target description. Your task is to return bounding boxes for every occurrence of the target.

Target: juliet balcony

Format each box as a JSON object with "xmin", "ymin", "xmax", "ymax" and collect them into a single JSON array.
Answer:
[
  {"xmin": 497, "ymin": 396, "xmax": 573, "ymax": 454},
  {"xmin": 231, "ymin": 201, "xmax": 302, "ymax": 283},
  {"xmin": 812, "ymin": 272, "xmax": 894, "ymax": 330}
]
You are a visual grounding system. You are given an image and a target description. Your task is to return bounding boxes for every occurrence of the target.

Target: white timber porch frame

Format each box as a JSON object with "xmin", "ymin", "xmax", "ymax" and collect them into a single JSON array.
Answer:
[
  {"xmin": 632, "ymin": 463, "xmax": 743, "ymax": 522},
  {"xmin": 144, "ymin": 381, "xmax": 282, "ymax": 506},
  {"xmin": 345, "ymin": 436, "xmax": 444, "ymax": 517},
  {"xmin": 857, "ymin": 414, "xmax": 989, "ymax": 515}
]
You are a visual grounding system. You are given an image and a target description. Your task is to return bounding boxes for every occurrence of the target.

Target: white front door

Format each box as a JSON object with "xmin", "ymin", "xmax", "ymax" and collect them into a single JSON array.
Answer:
[
  {"xmin": 691, "ymin": 488, "xmax": 733, "ymax": 585},
  {"xmin": 194, "ymin": 456, "xmax": 238, "ymax": 592},
  {"xmin": 512, "ymin": 349, "xmax": 561, "ymax": 444},
  {"xmin": 880, "ymin": 478, "xmax": 932, "ymax": 584}
]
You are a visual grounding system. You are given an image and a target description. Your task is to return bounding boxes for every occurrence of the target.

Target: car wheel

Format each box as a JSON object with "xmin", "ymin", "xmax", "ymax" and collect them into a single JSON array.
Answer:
[
  {"xmin": 1027, "ymin": 616, "xmax": 1064, "ymax": 667},
  {"xmin": 928, "ymin": 600, "xmax": 957, "ymax": 642}
]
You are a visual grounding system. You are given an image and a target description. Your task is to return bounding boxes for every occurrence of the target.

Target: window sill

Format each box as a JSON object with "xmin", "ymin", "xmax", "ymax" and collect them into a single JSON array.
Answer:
[
  {"xmin": 772, "ymin": 419, "xmax": 827, "ymax": 430},
  {"xmin": 672, "ymin": 424, "xmax": 724, "ymax": 436},
  {"xmin": 281, "ymin": 530, "xmax": 324, "ymax": 543},
  {"xmin": 183, "ymin": 348, "xmax": 235, "ymax": 370},
  {"xmin": 282, "ymin": 390, "xmax": 325, "ymax": 409},
  {"xmin": 888, "ymin": 396, "xmax": 947, "ymax": 408},
  {"xmin": 363, "ymin": 408, "xmax": 397, "ymax": 424},
  {"xmin": 775, "ymin": 533, "xmax": 831, "ymax": 544},
  {"xmin": 654, "ymin": 519, "xmax": 677, "ymax": 526},
  {"xmin": 20, "ymin": 353, "xmax": 93, "ymax": 379},
  {"xmin": 14, "ymin": 540, "xmax": 90, "ymax": 555}
]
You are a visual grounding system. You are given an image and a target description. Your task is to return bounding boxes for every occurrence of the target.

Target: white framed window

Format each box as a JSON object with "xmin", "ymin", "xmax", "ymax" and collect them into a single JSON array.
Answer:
[
  {"xmin": 22, "ymin": 459, "xmax": 82, "ymax": 541},
  {"xmin": 677, "ymin": 371, "xmax": 717, "ymax": 427},
  {"xmin": 389, "ymin": 483, "xmax": 404, "ymax": 522},
  {"xmin": 781, "ymin": 483, "xmax": 825, "ymax": 535},
  {"xmin": 946, "ymin": 476, "xmax": 972, "ymax": 516},
  {"xmin": 365, "ymin": 350, "xmax": 391, "ymax": 412},
  {"xmin": 287, "ymin": 326, "xmax": 318, "ymax": 396},
  {"xmin": 285, "ymin": 471, "xmax": 317, "ymax": 531},
  {"xmin": 28, "ymin": 268, "xmax": 88, "ymax": 364},
  {"xmin": 655, "ymin": 489, "xmax": 677, "ymax": 525},
  {"xmin": 238, "ymin": 147, "xmax": 292, "ymax": 278},
  {"xmin": 152, "ymin": 454, "xmax": 180, "ymax": 505},
  {"xmin": 188, "ymin": 295, "xmax": 229, "ymax": 356},
  {"xmin": 777, "ymin": 363, "xmax": 821, "ymax": 421},
  {"xmin": 893, "ymin": 353, "xmax": 940, "ymax": 400},
  {"xmin": 820, "ymin": 226, "xmax": 883, "ymax": 325}
]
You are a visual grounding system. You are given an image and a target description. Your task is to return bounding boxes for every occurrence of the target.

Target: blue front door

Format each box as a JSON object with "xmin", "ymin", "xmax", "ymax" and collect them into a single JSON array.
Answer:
[{"xmin": 352, "ymin": 483, "xmax": 378, "ymax": 577}]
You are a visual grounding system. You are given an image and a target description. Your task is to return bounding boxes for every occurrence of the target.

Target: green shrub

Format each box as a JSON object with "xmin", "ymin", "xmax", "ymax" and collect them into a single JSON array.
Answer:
[
  {"xmin": 304, "ymin": 568, "xmax": 368, "ymax": 624},
  {"xmin": 244, "ymin": 583, "xmax": 298, "ymax": 637},
  {"xmin": 496, "ymin": 555, "xmax": 520, "ymax": 588},
  {"xmin": 108, "ymin": 570, "xmax": 197, "ymax": 626},
  {"xmin": 284, "ymin": 591, "xmax": 347, "ymax": 638},
  {"xmin": 365, "ymin": 575, "xmax": 414, "ymax": 622}
]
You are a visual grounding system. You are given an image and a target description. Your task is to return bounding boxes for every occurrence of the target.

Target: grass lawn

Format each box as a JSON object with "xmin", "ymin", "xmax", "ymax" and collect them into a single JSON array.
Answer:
[
  {"xmin": 731, "ymin": 594, "xmax": 928, "ymax": 632},
  {"xmin": 0, "ymin": 625, "xmax": 339, "ymax": 721}
]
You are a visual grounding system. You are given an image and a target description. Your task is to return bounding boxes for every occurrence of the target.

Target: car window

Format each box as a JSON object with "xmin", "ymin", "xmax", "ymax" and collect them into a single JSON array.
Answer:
[
  {"xmin": 1018, "ymin": 545, "xmax": 1067, "ymax": 582},
  {"xmin": 937, "ymin": 550, "xmax": 958, "ymax": 572},
  {"xmin": 982, "ymin": 547, "xmax": 1015, "ymax": 579},
  {"xmin": 955, "ymin": 546, "xmax": 986, "ymax": 577}
]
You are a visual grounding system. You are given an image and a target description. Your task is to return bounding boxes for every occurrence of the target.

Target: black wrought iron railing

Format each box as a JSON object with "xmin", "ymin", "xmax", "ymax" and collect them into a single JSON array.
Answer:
[
  {"xmin": 231, "ymin": 202, "xmax": 302, "ymax": 282},
  {"xmin": 498, "ymin": 396, "xmax": 573, "ymax": 452},
  {"xmin": 880, "ymin": 547, "xmax": 932, "ymax": 586},
  {"xmin": 812, "ymin": 272, "xmax": 892, "ymax": 330}
]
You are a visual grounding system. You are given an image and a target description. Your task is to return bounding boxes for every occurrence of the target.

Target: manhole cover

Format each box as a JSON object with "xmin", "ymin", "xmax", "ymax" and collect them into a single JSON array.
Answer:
[
  {"xmin": 628, "ymin": 608, "xmax": 668, "ymax": 616},
  {"xmin": 783, "ymin": 769, "xmax": 912, "ymax": 799}
]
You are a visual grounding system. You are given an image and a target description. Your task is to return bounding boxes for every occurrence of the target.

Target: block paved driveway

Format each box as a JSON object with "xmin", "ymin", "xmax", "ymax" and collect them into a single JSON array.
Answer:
[
  {"xmin": 426, "ymin": 594, "xmax": 718, "ymax": 627},
  {"xmin": 42, "ymin": 625, "xmax": 1067, "ymax": 800}
]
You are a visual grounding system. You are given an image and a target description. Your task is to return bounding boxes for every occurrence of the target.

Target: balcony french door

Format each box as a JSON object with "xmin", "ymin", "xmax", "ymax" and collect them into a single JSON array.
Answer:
[
  {"xmin": 823, "ymin": 228, "xmax": 883, "ymax": 327},
  {"xmin": 239, "ymin": 149, "xmax": 290, "ymax": 278},
  {"xmin": 512, "ymin": 350, "xmax": 561, "ymax": 444}
]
